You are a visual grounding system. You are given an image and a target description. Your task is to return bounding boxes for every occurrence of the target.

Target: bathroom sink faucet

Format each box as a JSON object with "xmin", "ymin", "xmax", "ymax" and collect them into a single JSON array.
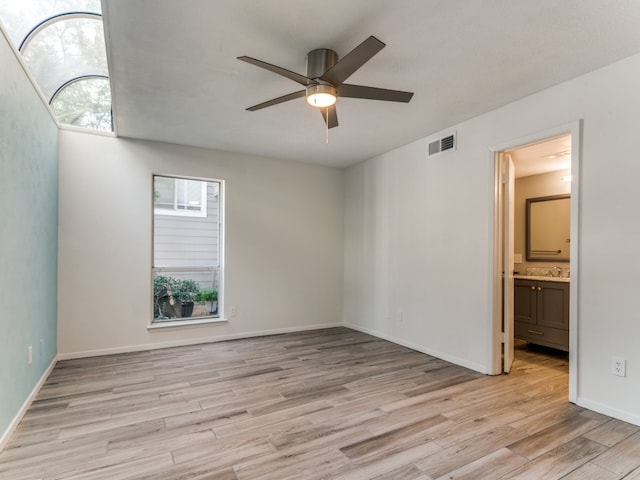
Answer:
[{"xmin": 551, "ymin": 266, "xmax": 563, "ymax": 277}]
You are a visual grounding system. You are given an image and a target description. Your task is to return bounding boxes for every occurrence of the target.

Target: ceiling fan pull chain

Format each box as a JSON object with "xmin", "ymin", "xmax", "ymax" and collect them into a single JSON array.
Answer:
[{"xmin": 325, "ymin": 107, "xmax": 329, "ymax": 144}]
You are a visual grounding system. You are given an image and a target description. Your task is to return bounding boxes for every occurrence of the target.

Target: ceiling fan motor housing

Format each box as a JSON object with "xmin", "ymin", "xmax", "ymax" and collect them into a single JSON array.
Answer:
[{"xmin": 306, "ymin": 48, "xmax": 338, "ymax": 80}]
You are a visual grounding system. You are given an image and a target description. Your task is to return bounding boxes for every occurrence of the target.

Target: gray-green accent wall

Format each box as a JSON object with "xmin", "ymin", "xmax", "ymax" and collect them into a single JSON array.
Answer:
[{"xmin": 0, "ymin": 31, "xmax": 58, "ymax": 439}]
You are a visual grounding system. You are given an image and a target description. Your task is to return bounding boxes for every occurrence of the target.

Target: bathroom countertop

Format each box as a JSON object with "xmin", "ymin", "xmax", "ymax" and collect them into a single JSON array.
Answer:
[{"xmin": 513, "ymin": 274, "xmax": 570, "ymax": 283}]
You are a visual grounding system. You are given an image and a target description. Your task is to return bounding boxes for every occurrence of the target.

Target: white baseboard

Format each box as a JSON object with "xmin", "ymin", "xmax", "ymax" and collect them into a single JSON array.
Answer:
[
  {"xmin": 577, "ymin": 397, "xmax": 640, "ymax": 427},
  {"xmin": 344, "ymin": 322, "xmax": 489, "ymax": 374},
  {"xmin": 0, "ymin": 356, "xmax": 58, "ymax": 452},
  {"xmin": 57, "ymin": 323, "xmax": 344, "ymax": 360}
]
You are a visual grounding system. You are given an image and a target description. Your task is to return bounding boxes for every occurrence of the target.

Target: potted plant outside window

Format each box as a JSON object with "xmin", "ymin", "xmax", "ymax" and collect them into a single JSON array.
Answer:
[
  {"xmin": 175, "ymin": 279, "xmax": 199, "ymax": 317},
  {"xmin": 196, "ymin": 288, "xmax": 218, "ymax": 315},
  {"xmin": 153, "ymin": 275, "xmax": 180, "ymax": 319}
]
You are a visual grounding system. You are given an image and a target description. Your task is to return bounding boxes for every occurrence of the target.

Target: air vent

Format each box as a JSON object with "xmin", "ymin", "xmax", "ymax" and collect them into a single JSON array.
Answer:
[
  {"xmin": 428, "ymin": 132, "xmax": 457, "ymax": 156},
  {"xmin": 441, "ymin": 134, "xmax": 455, "ymax": 151}
]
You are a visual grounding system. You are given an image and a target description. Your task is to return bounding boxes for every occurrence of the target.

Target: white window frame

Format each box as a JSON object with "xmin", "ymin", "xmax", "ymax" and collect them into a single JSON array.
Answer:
[
  {"xmin": 150, "ymin": 174, "xmax": 225, "ymax": 328},
  {"xmin": 154, "ymin": 176, "xmax": 208, "ymax": 218}
]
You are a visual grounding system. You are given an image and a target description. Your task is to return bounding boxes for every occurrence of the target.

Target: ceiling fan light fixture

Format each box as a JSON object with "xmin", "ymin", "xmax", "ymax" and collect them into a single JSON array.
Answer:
[{"xmin": 306, "ymin": 84, "xmax": 337, "ymax": 108}]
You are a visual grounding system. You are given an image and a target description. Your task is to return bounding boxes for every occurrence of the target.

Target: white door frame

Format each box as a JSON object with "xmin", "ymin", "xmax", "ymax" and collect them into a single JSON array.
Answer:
[
  {"xmin": 487, "ymin": 120, "xmax": 581, "ymax": 403},
  {"xmin": 503, "ymin": 154, "xmax": 515, "ymax": 373}
]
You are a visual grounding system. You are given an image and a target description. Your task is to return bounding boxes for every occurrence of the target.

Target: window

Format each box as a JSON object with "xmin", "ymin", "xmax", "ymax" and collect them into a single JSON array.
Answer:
[
  {"xmin": 50, "ymin": 76, "xmax": 112, "ymax": 131},
  {"xmin": 0, "ymin": 0, "xmax": 112, "ymax": 132},
  {"xmin": 152, "ymin": 175, "xmax": 223, "ymax": 324},
  {"xmin": 154, "ymin": 176, "xmax": 208, "ymax": 217}
]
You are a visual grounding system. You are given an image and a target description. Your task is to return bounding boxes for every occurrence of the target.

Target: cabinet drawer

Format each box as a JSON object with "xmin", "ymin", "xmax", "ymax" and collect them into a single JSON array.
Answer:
[{"xmin": 515, "ymin": 322, "xmax": 568, "ymax": 351}]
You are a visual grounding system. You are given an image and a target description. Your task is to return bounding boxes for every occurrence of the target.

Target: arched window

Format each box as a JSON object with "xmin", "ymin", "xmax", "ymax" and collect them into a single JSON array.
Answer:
[
  {"xmin": 51, "ymin": 75, "xmax": 112, "ymax": 131},
  {"xmin": 0, "ymin": 1, "xmax": 112, "ymax": 132}
]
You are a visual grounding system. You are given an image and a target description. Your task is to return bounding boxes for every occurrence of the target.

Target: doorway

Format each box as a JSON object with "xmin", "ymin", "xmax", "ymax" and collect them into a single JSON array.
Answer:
[{"xmin": 490, "ymin": 122, "xmax": 581, "ymax": 403}]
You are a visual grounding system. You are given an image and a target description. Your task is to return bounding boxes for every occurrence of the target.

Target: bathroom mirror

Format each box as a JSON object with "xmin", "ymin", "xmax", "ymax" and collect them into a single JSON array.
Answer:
[{"xmin": 526, "ymin": 194, "xmax": 570, "ymax": 262}]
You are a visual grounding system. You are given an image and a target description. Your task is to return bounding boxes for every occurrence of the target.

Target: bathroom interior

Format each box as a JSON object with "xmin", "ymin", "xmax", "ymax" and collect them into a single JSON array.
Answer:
[{"xmin": 508, "ymin": 134, "xmax": 572, "ymax": 366}]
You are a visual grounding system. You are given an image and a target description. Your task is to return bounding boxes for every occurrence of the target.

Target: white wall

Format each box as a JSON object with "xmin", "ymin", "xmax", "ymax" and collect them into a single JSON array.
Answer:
[
  {"xmin": 57, "ymin": 132, "xmax": 343, "ymax": 356},
  {"xmin": 345, "ymin": 53, "xmax": 640, "ymax": 425}
]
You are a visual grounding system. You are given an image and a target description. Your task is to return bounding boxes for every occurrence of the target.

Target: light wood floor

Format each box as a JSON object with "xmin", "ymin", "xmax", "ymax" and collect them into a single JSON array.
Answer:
[{"xmin": 2, "ymin": 328, "xmax": 640, "ymax": 480}]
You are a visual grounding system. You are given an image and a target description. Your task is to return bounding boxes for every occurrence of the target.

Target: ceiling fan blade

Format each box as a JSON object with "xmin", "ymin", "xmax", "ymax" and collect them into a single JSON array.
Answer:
[
  {"xmin": 320, "ymin": 36, "xmax": 385, "ymax": 86},
  {"xmin": 246, "ymin": 90, "xmax": 306, "ymax": 111},
  {"xmin": 319, "ymin": 105, "xmax": 338, "ymax": 129},
  {"xmin": 238, "ymin": 56, "xmax": 312, "ymax": 86},
  {"xmin": 339, "ymin": 84, "xmax": 414, "ymax": 102}
]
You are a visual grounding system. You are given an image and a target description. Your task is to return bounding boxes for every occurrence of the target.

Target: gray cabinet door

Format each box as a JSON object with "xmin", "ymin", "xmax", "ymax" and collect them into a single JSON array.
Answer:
[
  {"xmin": 537, "ymin": 281, "xmax": 570, "ymax": 330},
  {"xmin": 514, "ymin": 279, "xmax": 536, "ymax": 324}
]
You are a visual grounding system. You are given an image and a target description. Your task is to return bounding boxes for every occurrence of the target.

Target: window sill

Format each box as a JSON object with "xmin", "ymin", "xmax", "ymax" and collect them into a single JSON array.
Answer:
[{"xmin": 148, "ymin": 317, "xmax": 228, "ymax": 330}]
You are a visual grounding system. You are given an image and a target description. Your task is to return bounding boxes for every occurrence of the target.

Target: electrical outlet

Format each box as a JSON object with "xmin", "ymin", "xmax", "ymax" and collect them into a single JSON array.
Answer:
[
  {"xmin": 28, "ymin": 346, "xmax": 33, "ymax": 365},
  {"xmin": 229, "ymin": 306, "xmax": 237, "ymax": 317},
  {"xmin": 397, "ymin": 309, "xmax": 404, "ymax": 325},
  {"xmin": 612, "ymin": 356, "xmax": 626, "ymax": 377}
]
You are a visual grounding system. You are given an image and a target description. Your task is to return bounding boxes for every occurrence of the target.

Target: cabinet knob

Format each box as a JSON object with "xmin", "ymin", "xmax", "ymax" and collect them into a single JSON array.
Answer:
[
  {"xmin": 537, "ymin": 286, "xmax": 543, "ymax": 291},
  {"xmin": 531, "ymin": 286, "xmax": 536, "ymax": 290}
]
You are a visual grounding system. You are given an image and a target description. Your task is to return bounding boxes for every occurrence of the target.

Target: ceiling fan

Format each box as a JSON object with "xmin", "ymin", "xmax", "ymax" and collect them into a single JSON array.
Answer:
[{"xmin": 238, "ymin": 36, "xmax": 414, "ymax": 129}]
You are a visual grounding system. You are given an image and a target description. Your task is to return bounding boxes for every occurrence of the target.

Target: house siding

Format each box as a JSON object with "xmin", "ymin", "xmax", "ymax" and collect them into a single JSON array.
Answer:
[{"xmin": 154, "ymin": 182, "xmax": 220, "ymax": 289}]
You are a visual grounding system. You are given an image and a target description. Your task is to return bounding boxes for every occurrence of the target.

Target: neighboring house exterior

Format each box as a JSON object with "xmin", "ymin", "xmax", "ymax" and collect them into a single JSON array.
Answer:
[{"xmin": 153, "ymin": 178, "xmax": 220, "ymax": 292}]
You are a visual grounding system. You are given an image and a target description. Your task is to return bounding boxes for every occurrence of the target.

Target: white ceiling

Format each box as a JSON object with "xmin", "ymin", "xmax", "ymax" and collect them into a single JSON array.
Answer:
[
  {"xmin": 103, "ymin": 0, "xmax": 640, "ymax": 168},
  {"xmin": 509, "ymin": 134, "xmax": 572, "ymax": 178}
]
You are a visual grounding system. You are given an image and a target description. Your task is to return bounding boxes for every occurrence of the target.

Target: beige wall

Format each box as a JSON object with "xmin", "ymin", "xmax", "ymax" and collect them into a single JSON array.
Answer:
[{"xmin": 514, "ymin": 169, "xmax": 571, "ymax": 273}]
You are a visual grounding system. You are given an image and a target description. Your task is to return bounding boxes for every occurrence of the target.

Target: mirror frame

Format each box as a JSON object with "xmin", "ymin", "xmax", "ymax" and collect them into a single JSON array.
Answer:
[{"xmin": 525, "ymin": 194, "xmax": 570, "ymax": 262}]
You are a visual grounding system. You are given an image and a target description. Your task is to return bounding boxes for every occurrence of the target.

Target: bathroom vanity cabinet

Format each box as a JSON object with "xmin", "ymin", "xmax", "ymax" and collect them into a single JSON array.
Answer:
[{"xmin": 514, "ymin": 278, "xmax": 569, "ymax": 351}]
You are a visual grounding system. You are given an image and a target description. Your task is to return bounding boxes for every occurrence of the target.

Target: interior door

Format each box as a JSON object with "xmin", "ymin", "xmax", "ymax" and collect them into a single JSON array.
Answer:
[{"xmin": 503, "ymin": 155, "xmax": 515, "ymax": 373}]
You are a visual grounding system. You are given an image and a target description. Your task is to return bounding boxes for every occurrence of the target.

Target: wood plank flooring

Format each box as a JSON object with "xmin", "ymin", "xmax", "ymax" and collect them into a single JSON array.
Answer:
[{"xmin": 1, "ymin": 327, "xmax": 639, "ymax": 479}]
